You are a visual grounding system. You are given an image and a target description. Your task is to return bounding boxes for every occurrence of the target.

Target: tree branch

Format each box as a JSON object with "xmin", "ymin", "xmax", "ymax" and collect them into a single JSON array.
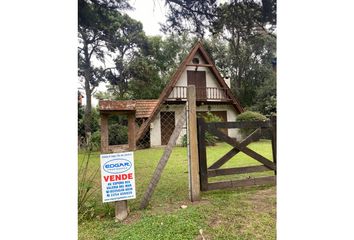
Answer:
[
  {"xmin": 166, "ymin": 0, "xmax": 217, "ymax": 19},
  {"xmin": 255, "ymin": 22, "xmax": 276, "ymax": 38}
]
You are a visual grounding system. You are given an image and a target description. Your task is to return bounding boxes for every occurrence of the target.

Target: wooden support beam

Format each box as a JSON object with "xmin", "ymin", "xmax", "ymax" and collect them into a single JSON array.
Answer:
[
  {"xmin": 208, "ymin": 165, "xmax": 270, "ymax": 177},
  {"xmin": 208, "ymin": 121, "xmax": 271, "ymax": 129},
  {"xmin": 100, "ymin": 113, "xmax": 109, "ymax": 153},
  {"xmin": 207, "ymin": 176, "xmax": 276, "ymax": 191},
  {"xmin": 140, "ymin": 107, "xmax": 186, "ymax": 209},
  {"xmin": 100, "ymin": 110, "xmax": 136, "ymax": 116},
  {"xmin": 186, "ymin": 63, "xmax": 213, "ymax": 67},
  {"xmin": 127, "ymin": 113, "xmax": 136, "ymax": 151},
  {"xmin": 187, "ymin": 85, "xmax": 200, "ymax": 202}
]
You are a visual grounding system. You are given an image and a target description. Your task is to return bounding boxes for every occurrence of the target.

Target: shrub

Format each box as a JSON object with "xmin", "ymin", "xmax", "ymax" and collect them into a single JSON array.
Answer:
[
  {"xmin": 205, "ymin": 132, "xmax": 217, "ymax": 146},
  {"xmin": 180, "ymin": 112, "xmax": 220, "ymax": 147},
  {"xmin": 78, "ymin": 149, "xmax": 99, "ymax": 222},
  {"xmin": 108, "ymin": 123, "xmax": 128, "ymax": 145},
  {"xmin": 201, "ymin": 111, "xmax": 221, "ymax": 146},
  {"xmin": 203, "ymin": 111, "xmax": 222, "ymax": 123},
  {"xmin": 182, "ymin": 132, "xmax": 216, "ymax": 147},
  {"xmin": 237, "ymin": 111, "xmax": 268, "ymax": 122},
  {"xmin": 89, "ymin": 123, "xmax": 128, "ymax": 151},
  {"xmin": 237, "ymin": 111, "xmax": 268, "ymax": 140},
  {"xmin": 90, "ymin": 131, "xmax": 101, "ymax": 151}
]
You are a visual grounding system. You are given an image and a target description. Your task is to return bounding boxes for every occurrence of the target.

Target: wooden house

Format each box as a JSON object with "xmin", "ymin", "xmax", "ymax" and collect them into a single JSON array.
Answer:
[{"xmin": 99, "ymin": 41, "xmax": 244, "ymax": 149}]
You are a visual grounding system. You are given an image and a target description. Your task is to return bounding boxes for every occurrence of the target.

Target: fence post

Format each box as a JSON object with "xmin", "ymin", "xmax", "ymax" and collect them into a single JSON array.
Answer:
[{"xmin": 187, "ymin": 85, "xmax": 200, "ymax": 201}]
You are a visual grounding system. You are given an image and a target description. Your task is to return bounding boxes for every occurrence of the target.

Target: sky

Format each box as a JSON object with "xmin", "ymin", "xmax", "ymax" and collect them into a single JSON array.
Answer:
[{"xmin": 128, "ymin": 0, "xmax": 168, "ymax": 36}]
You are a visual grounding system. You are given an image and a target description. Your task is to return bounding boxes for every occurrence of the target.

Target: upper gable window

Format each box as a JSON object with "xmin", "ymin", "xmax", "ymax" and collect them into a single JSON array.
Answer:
[{"xmin": 192, "ymin": 57, "xmax": 200, "ymax": 64}]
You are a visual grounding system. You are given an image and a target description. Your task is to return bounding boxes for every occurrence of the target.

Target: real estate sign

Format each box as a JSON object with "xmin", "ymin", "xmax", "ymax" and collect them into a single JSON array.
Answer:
[{"xmin": 100, "ymin": 152, "xmax": 136, "ymax": 203}]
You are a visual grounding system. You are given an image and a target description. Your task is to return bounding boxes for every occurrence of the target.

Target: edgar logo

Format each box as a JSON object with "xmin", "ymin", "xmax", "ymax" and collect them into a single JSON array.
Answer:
[{"xmin": 103, "ymin": 158, "xmax": 132, "ymax": 174}]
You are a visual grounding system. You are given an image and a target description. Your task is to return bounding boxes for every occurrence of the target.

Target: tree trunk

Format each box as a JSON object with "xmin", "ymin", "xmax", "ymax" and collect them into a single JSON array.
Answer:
[
  {"xmin": 231, "ymin": 31, "xmax": 242, "ymax": 89},
  {"xmin": 84, "ymin": 72, "xmax": 92, "ymax": 141},
  {"xmin": 83, "ymin": 41, "xmax": 93, "ymax": 141}
]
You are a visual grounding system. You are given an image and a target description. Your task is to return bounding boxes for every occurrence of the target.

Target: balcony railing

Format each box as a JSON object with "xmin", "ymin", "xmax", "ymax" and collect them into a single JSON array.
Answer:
[{"xmin": 167, "ymin": 86, "xmax": 231, "ymax": 101}]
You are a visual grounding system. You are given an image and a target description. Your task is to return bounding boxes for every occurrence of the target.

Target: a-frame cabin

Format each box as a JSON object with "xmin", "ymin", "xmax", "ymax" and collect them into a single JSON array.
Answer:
[{"xmin": 99, "ymin": 41, "xmax": 244, "ymax": 149}]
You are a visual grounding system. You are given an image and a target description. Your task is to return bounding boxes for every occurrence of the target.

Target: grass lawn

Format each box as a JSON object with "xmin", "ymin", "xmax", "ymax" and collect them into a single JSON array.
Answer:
[{"xmin": 78, "ymin": 140, "xmax": 276, "ymax": 240}]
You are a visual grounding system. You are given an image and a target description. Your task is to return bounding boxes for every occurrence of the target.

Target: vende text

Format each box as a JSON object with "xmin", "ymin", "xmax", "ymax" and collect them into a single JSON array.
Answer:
[{"xmin": 103, "ymin": 173, "xmax": 133, "ymax": 182}]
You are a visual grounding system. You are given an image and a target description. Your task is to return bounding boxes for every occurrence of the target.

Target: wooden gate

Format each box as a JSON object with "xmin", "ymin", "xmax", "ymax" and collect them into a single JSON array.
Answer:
[{"xmin": 197, "ymin": 116, "xmax": 277, "ymax": 191}]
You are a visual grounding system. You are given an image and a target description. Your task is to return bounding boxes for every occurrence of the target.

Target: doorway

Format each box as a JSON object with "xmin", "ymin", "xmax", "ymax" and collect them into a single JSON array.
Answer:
[
  {"xmin": 187, "ymin": 71, "xmax": 206, "ymax": 100},
  {"xmin": 160, "ymin": 111, "xmax": 175, "ymax": 145}
]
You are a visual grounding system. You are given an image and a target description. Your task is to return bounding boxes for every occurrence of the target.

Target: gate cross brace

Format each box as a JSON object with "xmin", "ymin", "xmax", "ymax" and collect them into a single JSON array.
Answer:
[
  {"xmin": 208, "ymin": 126, "xmax": 276, "ymax": 171},
  {"xmin": 208, "ymin": 128, "xmax": 262, "ymax": 169}
]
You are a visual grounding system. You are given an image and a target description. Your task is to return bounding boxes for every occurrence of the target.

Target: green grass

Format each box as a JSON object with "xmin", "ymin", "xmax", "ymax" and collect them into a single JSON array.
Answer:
[{"xmin": 78, "ymin": 140, "xmax": 276, "ymax": 240}]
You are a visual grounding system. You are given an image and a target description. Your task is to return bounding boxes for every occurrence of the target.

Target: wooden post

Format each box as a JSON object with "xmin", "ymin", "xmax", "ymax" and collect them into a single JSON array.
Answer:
[
  {"xmin": 187, "ymin": 85, "xmax": 200, "ymax": 201},
  {"xmin": 127, "ymin": 113, "xmax": 136, "ymax": 151},
  {"xmin": 115, "ymin": 200, "xmax": 128, "ymax": 221},
  {"xmin": 100, "ymin": 113, "xmax": 109, "ymax": 153},
  {"xmin": 197, "ymin": 118, "xmax": 208, "ymax": 191}
]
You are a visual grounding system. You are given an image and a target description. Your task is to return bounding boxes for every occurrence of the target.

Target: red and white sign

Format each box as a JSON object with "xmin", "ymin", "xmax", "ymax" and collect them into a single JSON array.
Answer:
[{"xmin": 100, "ymin": 152, "xmax": 136, "ymax": 203}]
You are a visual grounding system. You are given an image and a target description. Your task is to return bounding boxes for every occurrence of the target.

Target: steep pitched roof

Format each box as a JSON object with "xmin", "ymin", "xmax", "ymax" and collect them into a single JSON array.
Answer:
[{"xmin": 136, "ymin": 41, "xmax": 244, "ymax": 143}]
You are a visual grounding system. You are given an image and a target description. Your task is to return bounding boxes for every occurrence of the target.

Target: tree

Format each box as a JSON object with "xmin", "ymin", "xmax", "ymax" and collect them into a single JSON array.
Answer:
[
  {"xmin": 78, "ymin": 91, "xmax": 85, "ymax": 141},
  {"xmin": 162, "ymin": 0, "xmax": 218, "ymax": 37},
  {"xmin": 163, "ymin": 0, "xmax": 276, "ymax": 37},
  {"xmin": 103, "ymin": 13, "xmax": 147, "ymax": 99},
  {"xmin": 78, "ymin": 0, "xmax": 131, "ymax": 138},
  {"xmin": 252, "ymin": 69, "xmax": 276, "ymax": 117}
]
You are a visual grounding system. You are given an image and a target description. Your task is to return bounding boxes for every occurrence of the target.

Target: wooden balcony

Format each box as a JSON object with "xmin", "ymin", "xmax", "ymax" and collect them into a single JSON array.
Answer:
[{"xmin": 167, "ymin": 86, "xmax": 231, "ymax": 102}]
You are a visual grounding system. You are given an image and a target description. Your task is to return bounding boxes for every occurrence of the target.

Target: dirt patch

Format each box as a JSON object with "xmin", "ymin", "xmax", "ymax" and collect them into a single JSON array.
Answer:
[
  {"xmin": 208, "ymin": 213, "xmax": 223, "ymax": 228},
  {"xmin": 149, "ymin": 199, "xmax": 211, "ymax": 215},
  {"xmin": 195, "ymin": 229, "xmax": 211, "ymax": 240},
  {"xmin": 122, "ymin": 211, "xmax": 142, "ymax": 224},
  {"xmin": 195, "ymin": 234, "xmax": 211, "ymax": 240},
  {"xmin": 247, "ymin": 187, "xmax": 276, "ymax": 213}
]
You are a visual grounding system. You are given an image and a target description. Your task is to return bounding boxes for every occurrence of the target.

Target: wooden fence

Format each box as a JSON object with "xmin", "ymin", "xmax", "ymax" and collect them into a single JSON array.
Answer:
[{"xmin": 197, "ymin": 116, "xmax": 277, "ymax": 191}]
